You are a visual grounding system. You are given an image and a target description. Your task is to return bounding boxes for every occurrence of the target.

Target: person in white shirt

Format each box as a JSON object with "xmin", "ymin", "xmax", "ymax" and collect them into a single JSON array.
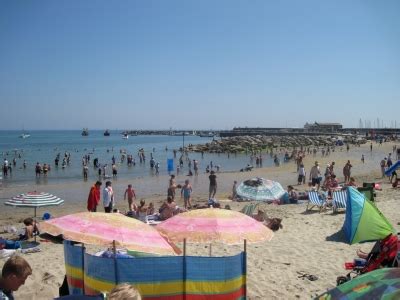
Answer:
[
  {"xmin": 309, "ymin": 161, "xmax": 321, "ymax": 191},
  {"xmin": 297, "ymin": 164, "xmax": 306, "ymax": 185},
  {"xmin": 103, "ymin": 181, "xmax": 114, "ymax": 213}
]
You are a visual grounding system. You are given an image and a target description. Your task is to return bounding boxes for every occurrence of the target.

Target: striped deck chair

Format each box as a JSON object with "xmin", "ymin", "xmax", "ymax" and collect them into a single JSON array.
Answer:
[
  {"xmin": 332, "ymin": 190, "xmax": 347, "ymax": 213},
  {"xmin": 306, "ymin": 191, "xmax": 326, "ymax": 213}
]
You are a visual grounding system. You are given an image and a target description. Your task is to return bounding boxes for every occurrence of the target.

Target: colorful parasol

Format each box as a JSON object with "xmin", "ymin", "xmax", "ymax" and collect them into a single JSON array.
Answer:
[
  {"xmin": 156, "ymin": 208, "xmax": 273, "ymax": 244},
  {"xmin": 41, "ymin": 212, "xmax": 180, "ymax": 255},
  {"xmin": 236, "ymin": 177, "xmax": 286, "ymax": 201},
  {"xmin": 316, "ymin": 268, "xmax": 400, "ymax": 300}
]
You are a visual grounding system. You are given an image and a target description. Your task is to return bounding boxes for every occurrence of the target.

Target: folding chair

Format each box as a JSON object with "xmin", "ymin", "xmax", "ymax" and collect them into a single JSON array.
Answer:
[
  {"xmin": 332, "ymin": 190, "xmax": 347, "ymax": 213},
  {"xmin": 306, "ymin": 191, "xmax": 326, "ymax": 213}
]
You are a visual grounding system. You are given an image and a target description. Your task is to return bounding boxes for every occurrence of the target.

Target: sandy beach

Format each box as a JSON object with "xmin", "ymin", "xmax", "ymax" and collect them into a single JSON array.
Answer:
[{"xmin": 1, "ymin": 142, "xmax": 399, "ymax": 300}]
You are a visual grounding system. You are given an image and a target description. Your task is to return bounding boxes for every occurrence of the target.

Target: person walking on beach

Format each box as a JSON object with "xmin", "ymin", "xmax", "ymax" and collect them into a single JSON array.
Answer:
[
  {"xmin": 208, "ymin": 170, "xmax": 217, "ymax": 199},
  {"xmin": 181, "ymin": 179, "xmax": 193, "ymax": 209},
  {"xmin": 124, "ymin": 184, "xmax": 137, "ymax": 212},
  {"xmin": 309, "ymin": 161, "xmax": 321, "ymax": 191},
  {"xmin": 103, "ymin": 181, "xmax": 114, "ymax": 213},
  {"xmin": 298, "ymin": 163, "xmax": 306, "ymax": 185},
  {"xmin": 361, "ymin": 154, "xmax": 365, "ymax": 164},
  {"xmin": 87, "ymin": 181, "xmax": 102, "ymax": 212},
  {"xmin": 380, "ymin": 158, "xmax": 387, "ymax": 178},
  {"xmin": 343, "ymin": 160, "xmax": 353, "ymax": 183},
  {"xmin": 167, "ymin": 175, "xmax": 177, "ymax": 200},
  {"xmin": 231, "ymin": 180, "xmax": 238, "ymax": 200}
]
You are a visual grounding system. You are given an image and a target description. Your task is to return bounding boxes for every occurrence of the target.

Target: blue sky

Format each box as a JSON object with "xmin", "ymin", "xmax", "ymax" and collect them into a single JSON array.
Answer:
[{"xmin": 1, "ymin": 0, "xmax": 399, "ymax": 130}]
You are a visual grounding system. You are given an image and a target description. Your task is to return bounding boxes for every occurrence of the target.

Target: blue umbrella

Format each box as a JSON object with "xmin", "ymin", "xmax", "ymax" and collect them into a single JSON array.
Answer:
[{"xmin": 236, "ymin": 177, "xmax": 286, "ymax": 201}]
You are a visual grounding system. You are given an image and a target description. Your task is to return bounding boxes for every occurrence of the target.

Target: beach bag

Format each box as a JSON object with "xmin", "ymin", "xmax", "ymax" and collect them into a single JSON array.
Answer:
[{"xmin": 4, "ymin": 240, "xmax": 21, "ymax": 249}]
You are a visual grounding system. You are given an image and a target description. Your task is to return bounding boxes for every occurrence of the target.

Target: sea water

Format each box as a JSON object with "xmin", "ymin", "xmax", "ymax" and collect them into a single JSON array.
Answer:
[
  {"xmin": 0, "ymin": 130, "xmax": 388, "ymax": 188},
  {"xmin": 0, "ymin": 130, "xmax": 282, "ymax": 187}
]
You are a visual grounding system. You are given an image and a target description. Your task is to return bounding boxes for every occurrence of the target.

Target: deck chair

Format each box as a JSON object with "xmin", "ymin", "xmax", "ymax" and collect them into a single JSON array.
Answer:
[
  {"xmin": 332, "ymin": 190, "xmax": 347, "ymax": 213},
  {"xmin": 306, "ymin": 191, "xmax": 326, "ymax": 213},
  {"xmin": 240, "ymin": 202, "xmax": 259, "ymax": 216}
]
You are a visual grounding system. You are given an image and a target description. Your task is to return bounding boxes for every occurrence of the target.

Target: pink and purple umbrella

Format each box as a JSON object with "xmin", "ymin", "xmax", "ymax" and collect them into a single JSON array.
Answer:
[
  {"xmin": 156, "ymin": 208, "xmax": 273, "ymax": 245},
  {"xmin": 41, "ymin": 212, "xmax": 180, "ymax": 255}
]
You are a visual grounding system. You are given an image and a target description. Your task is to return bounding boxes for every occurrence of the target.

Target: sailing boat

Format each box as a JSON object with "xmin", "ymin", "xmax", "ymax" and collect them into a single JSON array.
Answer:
[{"xmin": 19, "ymin": 126, "xmax": 30, "ymax": 139}]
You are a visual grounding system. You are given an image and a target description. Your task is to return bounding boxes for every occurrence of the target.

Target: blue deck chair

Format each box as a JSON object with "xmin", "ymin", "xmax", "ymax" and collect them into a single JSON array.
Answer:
[
  {"xmin": 332, "ymin": 190, "xmax": 347, "ymax": 213},
  {"xmin": 306, "ymin": 191, "xmax": 326, "ymax": 213}
]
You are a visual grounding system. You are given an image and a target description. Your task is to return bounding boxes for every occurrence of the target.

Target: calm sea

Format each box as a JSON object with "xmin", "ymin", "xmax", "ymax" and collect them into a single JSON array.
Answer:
[{"xmin": 0, "ymin": 130, "xmax": 282, "ymax": 187}]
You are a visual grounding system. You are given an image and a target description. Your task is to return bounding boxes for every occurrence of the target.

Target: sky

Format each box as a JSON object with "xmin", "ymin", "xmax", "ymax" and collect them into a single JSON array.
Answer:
[{"xmin": 0, "ymin": 0, "xmax": 399, "ymax": 130}]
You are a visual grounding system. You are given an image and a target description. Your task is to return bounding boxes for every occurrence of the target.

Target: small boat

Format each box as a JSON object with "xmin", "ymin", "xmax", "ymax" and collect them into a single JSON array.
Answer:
[
  {"xmin": 104, "ymin": 129, "xmax": 110, "ymax": 136},
  {"xmin": 19, "ymin": 133, "xmax": 30, "ymax": 139},
  {"xmin": 19, "ymin": 126, "xmax": 30, "ymax": 138},
  {"xmin": 82, "ymin": 128, "xmax": 89, "ymax": 136},
  {"xmin": 122, "ymin": 133, "xmax": 129, "ymax": 139}
]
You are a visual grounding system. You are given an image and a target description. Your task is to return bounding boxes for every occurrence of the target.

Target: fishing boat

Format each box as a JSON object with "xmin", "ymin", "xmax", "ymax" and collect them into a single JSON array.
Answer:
[
  {"xmin": 104, "ymin": 129, "xmax": 110, "ymax": 136},
  {"xmin": 81, "ymin": 128, "xmax": 89, "ymax": 136}
]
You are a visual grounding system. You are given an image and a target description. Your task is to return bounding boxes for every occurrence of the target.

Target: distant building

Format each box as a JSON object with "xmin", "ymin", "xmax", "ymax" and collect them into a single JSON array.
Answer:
[{"xmin": 304, "ymin": 122, "xmax": 342, "ymax": 133}]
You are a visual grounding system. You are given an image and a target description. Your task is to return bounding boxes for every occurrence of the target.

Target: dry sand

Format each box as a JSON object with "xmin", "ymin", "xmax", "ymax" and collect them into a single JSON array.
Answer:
[{"xmin": 1, "ymin": 142, "xmax": 399, "ymax": 299}]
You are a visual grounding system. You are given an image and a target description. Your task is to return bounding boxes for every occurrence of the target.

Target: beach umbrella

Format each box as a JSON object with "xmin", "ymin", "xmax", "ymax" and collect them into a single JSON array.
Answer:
[
  {"xmin": 156, "ymin": 208, "xmax": 273, "ymax": 245},
  {"xmin": 236, "ymin": 177, "xmax": 286, "ymax": 201},
  {"xmin": 5, "ymin": 191, "xmax": 64, "ymax": 219},
  {"xmin": 315, "ymin": 268, "xmax": 400, "ymax": 300},
  {"xmin": 41, "ymin": 212, "xmax": 180, "ymax": 255}
]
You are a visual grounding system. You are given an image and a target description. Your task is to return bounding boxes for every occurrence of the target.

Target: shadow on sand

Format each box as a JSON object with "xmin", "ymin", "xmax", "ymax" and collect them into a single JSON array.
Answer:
[{"xmin": 326, "ymin": 228, "xmax": 347, "ymax": 243}]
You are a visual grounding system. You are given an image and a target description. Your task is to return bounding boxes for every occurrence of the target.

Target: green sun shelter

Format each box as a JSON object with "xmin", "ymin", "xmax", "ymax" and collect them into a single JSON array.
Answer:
[{"xmin": 343, "ymin": 187, "xmax": 395, "ymax": 244}]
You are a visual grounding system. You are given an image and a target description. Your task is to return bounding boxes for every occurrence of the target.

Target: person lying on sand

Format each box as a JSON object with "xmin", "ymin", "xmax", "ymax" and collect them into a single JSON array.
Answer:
[{"xmin": 252, "ymin": 210, "xmax": 283, "ymax": 232}]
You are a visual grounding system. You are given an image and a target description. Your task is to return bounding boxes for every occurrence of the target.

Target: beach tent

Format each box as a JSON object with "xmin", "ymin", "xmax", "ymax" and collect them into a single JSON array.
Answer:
[
  {"xmin": 343, "ymin": 187, "xmax": 395, "ymax": 244},
  {"xmin": 385, "ymin": 160, "xmax": 400, "ymax": 176}
]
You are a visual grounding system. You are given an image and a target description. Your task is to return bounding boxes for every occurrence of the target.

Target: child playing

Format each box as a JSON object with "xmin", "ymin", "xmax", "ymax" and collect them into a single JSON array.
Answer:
[{"xmin": 181, "ymin": 179, "xmax": 193, "ymax": 209}]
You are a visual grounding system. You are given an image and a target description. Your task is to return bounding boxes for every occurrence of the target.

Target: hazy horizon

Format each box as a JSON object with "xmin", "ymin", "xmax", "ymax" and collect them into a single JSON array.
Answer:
[{"xmin": 1, "ymin": 1, "xmax": 399, "ymax": 130}]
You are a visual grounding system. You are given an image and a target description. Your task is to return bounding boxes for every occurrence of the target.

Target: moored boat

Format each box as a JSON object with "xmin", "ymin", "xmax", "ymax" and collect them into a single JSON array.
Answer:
[{"xmin": 82, "ymin": 128, "xmax": 89, "ymax": 136}]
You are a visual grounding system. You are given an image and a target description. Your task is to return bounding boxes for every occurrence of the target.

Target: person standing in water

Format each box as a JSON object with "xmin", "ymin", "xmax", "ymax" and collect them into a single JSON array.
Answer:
[{"xmin": 181, "ymin": 179, "xmax": 193, "ymax": 209}]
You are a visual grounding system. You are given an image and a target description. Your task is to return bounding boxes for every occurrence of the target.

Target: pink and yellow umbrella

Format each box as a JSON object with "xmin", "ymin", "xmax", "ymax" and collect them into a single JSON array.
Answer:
[
  {"xmin": 156, "ymin": 208, "xmax": 273, "ymax": 245},
  {"xmin": 41, "ymin": 212, "xmax": 180, "ymax": 255}
]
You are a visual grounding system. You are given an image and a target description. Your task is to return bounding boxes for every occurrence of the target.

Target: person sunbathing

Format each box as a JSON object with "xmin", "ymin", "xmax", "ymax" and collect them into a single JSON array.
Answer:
[
  {"xmin": 159, "ymin": 196, "xmax": 177, "ymax": 220},
  {"xmin": 252, "ymin": 210, "xmax": 283, "ymax": 232},
  {"xmin": 19, "ymin": 218, "xmax": 40, "ymax": 240},
  {"xmin": 355, "ymin": 233, "xmax": 398, "ymax": 273},
  {"xmin": 136, "ymin": 200, "xmax": 148, "ymax": 222}
]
